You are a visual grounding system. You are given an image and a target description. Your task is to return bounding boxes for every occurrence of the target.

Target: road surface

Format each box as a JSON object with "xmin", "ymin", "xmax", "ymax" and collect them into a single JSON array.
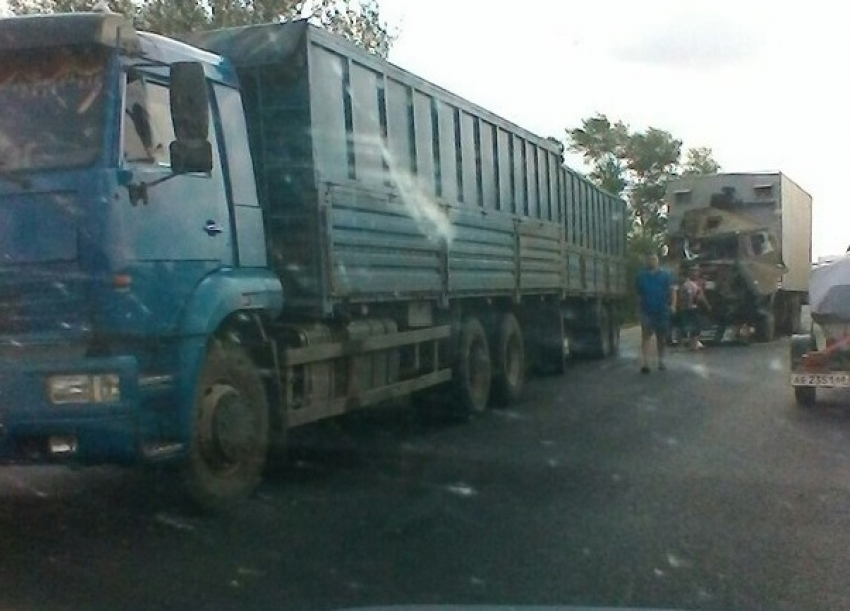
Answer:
[{"xmin": 3, "ymin": 328, "xmax": 850, "ymax": 611}]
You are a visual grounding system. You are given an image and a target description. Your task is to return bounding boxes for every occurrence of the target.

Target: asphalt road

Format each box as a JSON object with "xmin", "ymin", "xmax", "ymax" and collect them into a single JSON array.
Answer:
[{"xmin": 4, "ymin": 328, "xmax": 850, "ymax": 611}]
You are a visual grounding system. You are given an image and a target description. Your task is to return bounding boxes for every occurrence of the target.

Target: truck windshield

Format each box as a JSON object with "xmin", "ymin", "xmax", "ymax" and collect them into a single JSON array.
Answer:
[
  {"xmin": 695, "ymin": 235, "xmax": 739, "ymax": 259},
  {"xmin": 0, "ymin": 45, "xmax": 107, "ymax": 173}
]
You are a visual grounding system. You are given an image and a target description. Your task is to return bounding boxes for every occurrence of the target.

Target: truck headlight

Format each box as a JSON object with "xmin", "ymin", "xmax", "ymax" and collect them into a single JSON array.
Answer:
[{"xmin": 47, "ymin": 374, "xmax": 121, "ymax": 404}]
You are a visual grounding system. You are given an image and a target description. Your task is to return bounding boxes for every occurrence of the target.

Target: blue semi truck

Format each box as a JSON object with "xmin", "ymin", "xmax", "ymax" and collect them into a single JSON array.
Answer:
[{"xmin": 0, "ymin": 11, "xmax": 627, "ymax": 507}]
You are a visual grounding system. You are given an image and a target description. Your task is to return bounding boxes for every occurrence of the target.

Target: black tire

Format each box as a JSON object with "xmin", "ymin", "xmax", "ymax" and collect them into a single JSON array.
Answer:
[
  {"xmin": 452, "ymin": 317, "xmax": 492, "ymax": 417},
  {"xmin": 755, "ymin": 311, "xmax": 775, "ymax": 343},
  {"xmin": 794, "ymin": 385, "xmax": 816, "ymax": 407},
  {"xmin": 182, "ymin": 340, "xmax": 269, "ymax": 510},
  {"xmin": 492, "ymin": 313, "xmax": 525, "ymax": 406}
]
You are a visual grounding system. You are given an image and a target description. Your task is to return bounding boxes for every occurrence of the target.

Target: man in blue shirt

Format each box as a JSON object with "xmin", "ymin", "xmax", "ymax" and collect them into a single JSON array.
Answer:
[{"xmin": 636, "ymin": 252, "xmax": 676, "ymax": 373}]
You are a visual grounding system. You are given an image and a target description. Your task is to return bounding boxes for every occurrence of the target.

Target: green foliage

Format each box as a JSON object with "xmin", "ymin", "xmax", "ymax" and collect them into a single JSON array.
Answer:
[
  {"xmin": 567, "ymin": 114, "xmax": 720, "ymax": 321},
  {"xmin": 8, "ymin": 0, "xmax": 138, "ymax": 15},
  {"xmin": 567, "ymin": 114, "xmax": 629, "ymax": 195},
  {"xmin": 566, "ymin": 113, "xmax": 720, "ymax": 254},
  {"xmin": 7, "ymin": 0, "xmax": 395, "ymax": 57},
  {"xmin": 682, "ymin": 146, "xmax": 721, "ymax": 176}
]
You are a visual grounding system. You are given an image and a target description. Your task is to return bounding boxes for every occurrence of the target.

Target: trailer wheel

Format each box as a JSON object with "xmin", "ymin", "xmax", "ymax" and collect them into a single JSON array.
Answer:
[
  {"xmin": 794, "ymin": 386, "xmax": 816, "ymax": 407},
  {"xmin": 452, "ymin": 317, "xmax": 492, "ymax": 416},
  {"xmin": 492, "ymin": 313, "xmax": 525, "ymax": 406},
  {"xmin": 182, "ymin": 340, "xmax": 269, "ymax": 510}
]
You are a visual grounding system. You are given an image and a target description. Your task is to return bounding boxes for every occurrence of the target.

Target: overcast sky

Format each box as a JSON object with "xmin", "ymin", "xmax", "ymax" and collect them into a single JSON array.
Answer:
[
  {"xmin": 0, "ymin": 1, "xmax": 842, "ymax": 257},
  {"xmin": 380, "ymin": 0, "xmax": 846, "ymax": 259}
]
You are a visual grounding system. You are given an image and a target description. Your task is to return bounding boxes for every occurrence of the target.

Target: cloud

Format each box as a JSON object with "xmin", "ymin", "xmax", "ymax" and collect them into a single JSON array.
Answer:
[{"xmin": 612, "ymin": 11, "xmax": 761, "ymax": 70}]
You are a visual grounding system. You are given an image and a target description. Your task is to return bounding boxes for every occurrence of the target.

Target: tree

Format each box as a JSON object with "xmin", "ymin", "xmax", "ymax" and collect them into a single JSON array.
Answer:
[
  {"xmin": 682, "ymin": 146, "xmax": 721, "ymax": 176},
  {"xmin": 566, "ymin": 113, "xmax": 720, "ymax": 253},
  {"xmin": 567, "ymin": 114, "xmax": 629, "ymax": 195},
  {"xmin": 8, "ymin": 0, "xmax": 138, "ymax": 16},
  {"xmin": 624, "ymin": 127, "xmax": 681, "ymax": 245},
  {"xmin": 7, "ymin": 0, "xmax": 395, "ymax": 57}
]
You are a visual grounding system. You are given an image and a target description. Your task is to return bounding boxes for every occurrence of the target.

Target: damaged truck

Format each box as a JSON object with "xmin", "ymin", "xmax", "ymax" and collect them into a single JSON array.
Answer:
[{"xmin": 666, "ymin": 172, "xmax": 812, "ymax": 343}]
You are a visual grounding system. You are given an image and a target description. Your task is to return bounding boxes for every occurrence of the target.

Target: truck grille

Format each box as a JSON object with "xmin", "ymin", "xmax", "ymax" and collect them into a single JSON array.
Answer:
[{"xmin": 0, "ymin": 266, "xmax": 88, "ymax": 336}]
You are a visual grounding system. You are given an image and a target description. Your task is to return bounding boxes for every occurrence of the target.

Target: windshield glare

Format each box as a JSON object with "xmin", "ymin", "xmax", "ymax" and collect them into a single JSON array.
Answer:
[{"xmin": 0, "ymin": 45, "xmax": 108, "ymax": 173}]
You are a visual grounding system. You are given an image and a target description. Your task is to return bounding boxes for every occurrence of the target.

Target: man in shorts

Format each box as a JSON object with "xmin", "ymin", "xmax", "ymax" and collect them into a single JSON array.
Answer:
[{"xmin": 636, "ymin": 252, "xmax": 676, "ymax": 373}]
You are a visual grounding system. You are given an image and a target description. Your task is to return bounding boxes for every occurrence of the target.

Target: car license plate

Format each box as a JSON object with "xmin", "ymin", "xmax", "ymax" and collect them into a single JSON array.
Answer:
[{"xmin": 790, "ymin": 372, "xmax": 850, "ymax": 387}]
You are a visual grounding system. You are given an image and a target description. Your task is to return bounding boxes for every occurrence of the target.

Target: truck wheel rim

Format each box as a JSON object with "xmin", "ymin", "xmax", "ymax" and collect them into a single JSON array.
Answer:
[{"xmin": 199, "ymin": 383, "xmax": 255, "ymax": 473}]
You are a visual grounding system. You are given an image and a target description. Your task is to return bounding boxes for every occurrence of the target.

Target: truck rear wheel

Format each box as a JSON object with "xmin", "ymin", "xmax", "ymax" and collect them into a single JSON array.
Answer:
[
  {"xmin": 492, "ymin": 313, "xmax": 525, "ymax": 406},
  {"xmin": 794, "ymin": 386, "xmax": 816, "ymax": 407},
  {"xmin": 452, "ymin": 316, "xmax": 492, "ymax": 416},
  {"xmin": 182, "ymin": 340, "xmax": 269, "ymax": 510}
]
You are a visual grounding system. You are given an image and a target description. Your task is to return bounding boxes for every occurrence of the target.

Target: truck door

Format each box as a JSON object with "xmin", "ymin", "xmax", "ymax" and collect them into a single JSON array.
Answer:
[
  {"xmin": 121, "ymin": 70, "xmax": 232, "ymax": 264},
  {"xmin": 114, "ymin": 69, "xmax": 233, "ymax": 333}
]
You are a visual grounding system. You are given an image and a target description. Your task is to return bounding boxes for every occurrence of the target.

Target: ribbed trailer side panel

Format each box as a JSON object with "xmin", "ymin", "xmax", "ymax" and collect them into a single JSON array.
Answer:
[
  {"xmin": 189, "ymin": 22, "xmax": 627, "ymax": 315},
  {"xmin": 448, "ymin": 211, "xmax": 516, "ymax": 294}
]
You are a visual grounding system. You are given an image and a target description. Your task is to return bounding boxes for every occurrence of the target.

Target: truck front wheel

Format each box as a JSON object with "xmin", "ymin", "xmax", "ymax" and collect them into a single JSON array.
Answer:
[{"xmin": 183, "ymin": 340, "xmax": 269, "ymax": 510}]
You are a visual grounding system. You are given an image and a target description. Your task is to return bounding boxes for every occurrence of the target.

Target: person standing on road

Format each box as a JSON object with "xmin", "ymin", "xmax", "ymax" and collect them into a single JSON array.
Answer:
[
  {"xmin": 679, "ymin": 266, "xmax": 711, "ymax": 351},
  {"xmin": 636, "ymin": 252, "xmax": 676, "ymax": 373}
]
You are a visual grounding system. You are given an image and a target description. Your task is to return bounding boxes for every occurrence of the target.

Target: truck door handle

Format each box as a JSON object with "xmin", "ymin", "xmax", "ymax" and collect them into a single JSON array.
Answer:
[{"xmin": 204, "ymin": 220, "xmax": 224, "ymax": 236}]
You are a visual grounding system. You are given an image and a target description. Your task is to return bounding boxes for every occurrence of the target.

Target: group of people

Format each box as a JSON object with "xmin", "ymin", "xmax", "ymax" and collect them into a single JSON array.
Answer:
[{"xmin": 635, "ymin": 252, "xmax": 711, "ymax": 373}]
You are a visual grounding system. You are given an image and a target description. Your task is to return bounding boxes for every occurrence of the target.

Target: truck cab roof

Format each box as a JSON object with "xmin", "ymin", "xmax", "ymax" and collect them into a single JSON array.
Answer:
[{"xmin": 0, "ymin": 12, "xmax": 238, "ymax": 86}]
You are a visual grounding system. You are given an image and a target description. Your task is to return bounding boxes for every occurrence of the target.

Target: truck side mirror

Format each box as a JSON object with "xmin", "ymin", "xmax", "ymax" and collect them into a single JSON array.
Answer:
[
  {"xmin": 170, "ymin": 140, "xmax": 213, "ymax": 174},
  {"xmin": 169, "ymin": 61, "xmax": 212, "ymax": 173}
]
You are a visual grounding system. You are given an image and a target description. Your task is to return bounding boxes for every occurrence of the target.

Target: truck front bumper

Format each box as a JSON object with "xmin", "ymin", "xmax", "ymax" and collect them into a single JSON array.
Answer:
[{"xmin": 0, "ymin": 354, "xmax": 160, "ymax": 465}]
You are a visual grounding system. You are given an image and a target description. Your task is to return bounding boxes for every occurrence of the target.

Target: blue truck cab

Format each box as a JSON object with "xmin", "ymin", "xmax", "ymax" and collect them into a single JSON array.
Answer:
[{"xmin": 0, "ymin": 12, "xmax": 282, "ymax": 500}]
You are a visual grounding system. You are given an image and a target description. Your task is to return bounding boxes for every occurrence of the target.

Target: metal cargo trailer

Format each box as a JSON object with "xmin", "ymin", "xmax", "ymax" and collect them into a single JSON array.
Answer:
[{"xmin": 187, "ymin": 22, "xmax": 627, "ymax": 317}]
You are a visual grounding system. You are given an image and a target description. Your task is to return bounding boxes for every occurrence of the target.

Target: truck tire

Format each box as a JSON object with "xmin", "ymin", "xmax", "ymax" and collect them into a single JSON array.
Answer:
[
  {"xmin": 452, "ymin": 316, "xmax": 492, "ymax": 417},
  {"xmin": 755, "ymin": 311, "xmax": 775, "ymax": 343},
  {"xmin": 182, "ymin": 340, "xmax": 269, "ymax": 510},
  {"xmin": 794, "ymin": 386, "xmax": 816, "ymax": 407},
  {"xmin": 491, "ymin": 313, "xmax": 525, "ymax": 406}
]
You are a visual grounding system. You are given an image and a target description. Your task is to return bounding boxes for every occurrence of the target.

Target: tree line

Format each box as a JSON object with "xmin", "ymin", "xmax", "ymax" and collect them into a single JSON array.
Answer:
[
  {"xmin": 566, "ymin": 113, "xmax": 720, "ymax": 257},
  {"xmin": 8, "ymin": 0, "xmax": 394, "ymax": 57}
]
